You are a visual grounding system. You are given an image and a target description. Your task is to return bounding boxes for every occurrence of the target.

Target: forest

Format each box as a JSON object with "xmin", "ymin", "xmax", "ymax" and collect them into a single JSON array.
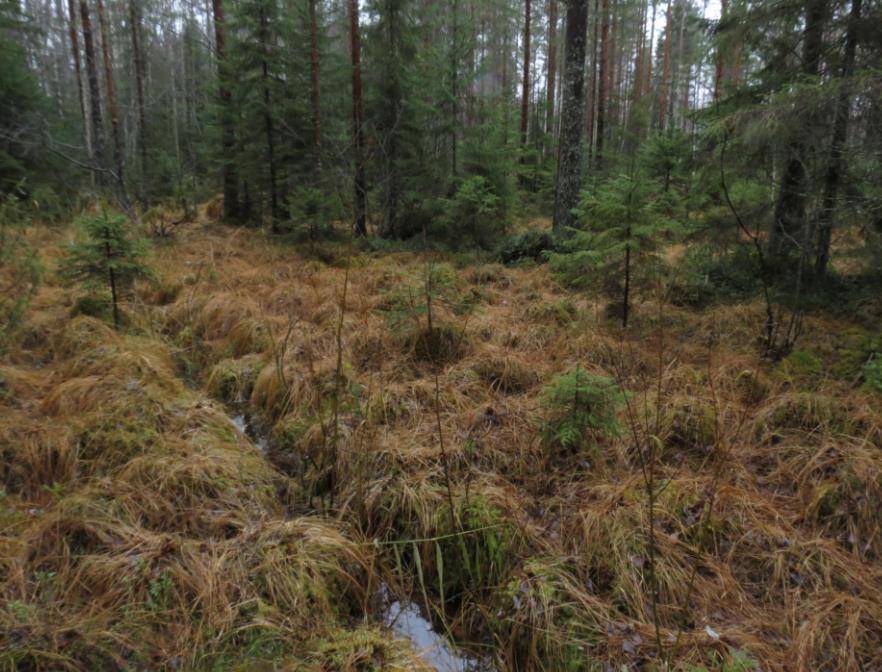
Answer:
[{"xmin": 1, "ymin": 0, "xmax": 882, "ymax": 669}]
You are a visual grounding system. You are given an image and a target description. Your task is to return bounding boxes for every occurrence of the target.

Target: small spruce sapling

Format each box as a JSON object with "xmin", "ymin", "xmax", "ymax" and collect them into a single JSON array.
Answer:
[
  {"xmin": 60, "ymin": 210, "xmax": 154, "ymax": 329},
  {"xmin": 547, "ymin": 173, "xmax": 680, "ymax": 327},
  {"xmin": 540, "ymin": 368, "xmax": 625, "ymax": 452}
]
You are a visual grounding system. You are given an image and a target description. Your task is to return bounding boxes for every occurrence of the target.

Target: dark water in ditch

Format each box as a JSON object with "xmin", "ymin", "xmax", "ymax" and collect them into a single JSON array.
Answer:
[{"xmin": 228, "ymin": 412, "xmax": 487, "ymax": 671}]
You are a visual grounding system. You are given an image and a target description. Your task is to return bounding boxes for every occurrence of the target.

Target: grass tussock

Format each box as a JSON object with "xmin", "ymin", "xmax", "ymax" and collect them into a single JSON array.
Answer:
[{"xmin": 4, "ymin": 215, "xmax": 882, "ymax": 670}]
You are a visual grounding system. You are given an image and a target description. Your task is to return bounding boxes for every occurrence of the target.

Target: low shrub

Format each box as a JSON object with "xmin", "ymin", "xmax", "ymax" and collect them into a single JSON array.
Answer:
[{"xmin": 497, "ymin": 228, "xmax": 557, "ymax": 265}]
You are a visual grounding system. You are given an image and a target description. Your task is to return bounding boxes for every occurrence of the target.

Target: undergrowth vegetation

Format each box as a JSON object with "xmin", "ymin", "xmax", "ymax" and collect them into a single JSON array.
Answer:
[{"xmin": 2, "ymin": 207, "xmax": 882, "ymax": 671}]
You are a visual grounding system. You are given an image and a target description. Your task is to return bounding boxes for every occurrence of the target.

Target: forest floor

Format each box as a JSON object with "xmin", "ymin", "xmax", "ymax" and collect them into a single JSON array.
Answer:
[{"xmin": 2, "ymin": 205, "xmax": 882, "ymax": 671}]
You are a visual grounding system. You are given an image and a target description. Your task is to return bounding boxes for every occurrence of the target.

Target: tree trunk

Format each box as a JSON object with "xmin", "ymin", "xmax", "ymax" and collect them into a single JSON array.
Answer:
[
  {"xmin": 553, "ymin": 0, "xmax": 588, "ymax": 232},
  {"xmin": 545, "ymin": 0, "xmax": 557, "ymax": 137},
  {"xmin": 596, "ymin": 0, "xmax": 610, "ymax": 166},
  {"xmin": 451, "ymin": 0, "xmax": 459, "ymax": 175},
  {"xmin": 713, "ymin": 0, "xmax": 728, "ymax": 100},
  {"xmin": 769, "ymin": 0, "xmax": 826, "ymax": 263},
  {"xmin": 309, "ymin": 0, "xmax": 322, "ymax": 171},
  {"xmin": 95, "ymin": 0, "xmax": 123, "ymax": 186},
  {"xmin": 658, "ymin": 0, "xmax": 672, "ymax": 130},
  {"xmin": 349, "ymin": 0, "xmax": 367, "ymax": 236},
  {"xmin": 816, "ymin": 0, "xmax": 861, "ymax": 277},
  {"xmin": 380, "ymin": 0, "xmax": 402, "ymax": 238},
  {"xmin": 129, "ymin": 0, "xmax": 148, "ymax": 202},
  {"xmin": 586, "ymin": 0, "xmax": 599, "ymax": 165},
  {"xmin": 211, "ymin": 0, "xmax": 239, "ymax": 221},
  {"xmin": 67, "ymin": 0, "xmax": 90, "ymax": 163},
  {"xmin": 258, "ymin": 5, "xmax": 279, "ymax": 226},
  {"xmin": 520, "ymin": 0, "xmax": 531, "ymax": 149},
  {"xmin": 80, "ymin": 0, "xmax": 104, "ymax": 182}
]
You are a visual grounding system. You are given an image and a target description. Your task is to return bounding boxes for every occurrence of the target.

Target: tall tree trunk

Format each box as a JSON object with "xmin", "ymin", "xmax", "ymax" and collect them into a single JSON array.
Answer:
[
  {"xmin": 95, "ymin": 0, "xmax": 123, "ymax": 186},
  {"xmin": 658, "ymin": 0, "xmax": 672, "ymax": 130},
  {"xmin": 129, "ymin": 0, "xmax": 148, "ymax": 202},
  {"xmin": 212, "ymin": 0, "xmax": 239, "ymax": 221},
  {"xmin": 769, "ymin": 0, "xmax": 826, "ymax": 263},
  {"xmin": 349, "ymin": 0, "xmax": 367, "ymax": 236},
  {"xmin": 451, "ymin": 0, "xmax": 459, "ymax": 176},
  {"xmin": 713, "ymin": 0, "xmax": 728, "ymax": 100},
  {"xmin": 816, "ymin": 0, "xmax": 861, "ymax": 277},
  {"xmin": 309, "ymin": 0, "xmax": 322, "ymax": 171},
  {"xmin": 596, "ymin": 0, "xmax": 610, "ymax": 166},
  {"xmin": 545, "ymin": 0, "xmax": 557, "ymax": 137},
  {"xmin": 381, "ymin": 0, "xmax": 402, "ymax": 238},
  {"xmin": 519, "ymin": 0, "xmax": 531, "ymax": 149},
  {"xmin": 258, "ymin": 5, "xmax": 279, "ymax": 226},
  {"xmin": 586, "ymin": 0, "xmax": 600, "ymax": 165},
  {"xmin": 79, "ymin": 0, "xmax": 104, "ymax": 182},
  {"xmin": 553, "ymin": 0, "xmax": 588, "ymax": 232},
  {"xmin": 67, "ymin": 0, "xmax": 90, "ymax": 162}
]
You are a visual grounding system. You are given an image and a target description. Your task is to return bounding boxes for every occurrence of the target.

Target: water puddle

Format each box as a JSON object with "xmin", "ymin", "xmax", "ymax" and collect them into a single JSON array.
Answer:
[
  {"xmin": 383, "ymin": 592, "xmax": 487, "ymax": 671},
  {"xmin": 230, "ymin": 413, "xmax": 268, "ymax": 453}
]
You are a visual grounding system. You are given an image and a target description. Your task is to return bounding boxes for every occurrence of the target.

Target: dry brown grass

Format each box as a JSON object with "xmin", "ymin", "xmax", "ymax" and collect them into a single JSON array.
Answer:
[{"xmin": 3, "ymin": 213, "xmax": 882, "ymax": 670}]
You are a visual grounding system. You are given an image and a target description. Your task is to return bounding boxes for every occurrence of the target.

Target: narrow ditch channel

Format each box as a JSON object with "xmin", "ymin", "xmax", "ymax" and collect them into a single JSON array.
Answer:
[{"xmin": 225, "ymin": 408, "xmax": 488, "ymax": 671}]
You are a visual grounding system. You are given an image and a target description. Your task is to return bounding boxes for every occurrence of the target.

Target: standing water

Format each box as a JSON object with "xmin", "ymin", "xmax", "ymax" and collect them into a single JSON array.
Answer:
[
  {"xmin": 230, "ymin": 414, "xmax": 268, "ymax": 453},
  {"xmin": 384, "ymin": 593, "xmax": 487, "ymax": 671}
]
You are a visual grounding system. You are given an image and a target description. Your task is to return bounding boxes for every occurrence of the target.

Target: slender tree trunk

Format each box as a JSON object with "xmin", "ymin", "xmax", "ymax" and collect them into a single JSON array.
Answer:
[
  {"xmin": 545, "ymin": 0, "xmax": 557, "ymax": 137},
  {"xmin": 258, "ymin": 5, "xmax": 279, "ymax": 225},
  {"xmin": 80, "ymin": 0, "xmax": 104, "ymax": 182},
  {"xmin": 96, "ymin": 0, "xmax": 123, "ymax": 186},
  {"xmin": 586, "ymin": 0, "xmax": 599, "ymax": 165},
  {"xmin": 769, "ymin": 0, "xmax": 826, "ymax": 263},
  {"xmin": 212, "ymin": 0, "xmax": 239, "ymax": 221},
  {"xmin": 520, "ymin": 0, "xmax": 531, "ymax": 149},
  {"xmin": 658, "ymin": 0, "xmax": 672, "ymax": 130},
  {"xmin": 349, "ymin": 0, "xmax": 367, "ymax": 236},
  {"xmin": 713, "ymin": 0, "xmax": 728, "ymax": 100},
  {"xmin": 553, "ymin": 0, "xmax": 588, "ymax": 232},
  {"xmin": 596, "ymin": 0, "xmax": 610, "ymax": 166},
  {"xmin": 816, "ymin": 0, "xmax": 861, "ymax": 277},
  {"xmin": 129, "ymin": 0, "xmax": 148, "ymax": 202},
  {"xmin": 381, "ymin": 0, "xmax": 402, "ymax": 238},
  {"xmin": 451, "ymin": 0, "xmax": 459, "ymax": 175},
  {"xmin": 67, "ymin": 0, "xmax": 90, "ymax": 163},
  {"xmin": 309, "ymin": 0, "xmax": 322, "ymax": 171}
]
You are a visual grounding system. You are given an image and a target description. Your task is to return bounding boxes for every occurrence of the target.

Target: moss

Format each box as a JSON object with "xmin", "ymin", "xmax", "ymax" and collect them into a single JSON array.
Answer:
[
  {"xmin": 206, "ymin": 354, "xmax": 264, "ymax": 404},
  {"xmin": 662, "ymin": 399, "xmax": 716, "ymax": 453},
  {"xmin": 778, "ymin": 350, "xmax": 824, "ymax": 380},
  {"xmin": 307, "ymin": 626, "xmax": 429, "ymax": 671}
]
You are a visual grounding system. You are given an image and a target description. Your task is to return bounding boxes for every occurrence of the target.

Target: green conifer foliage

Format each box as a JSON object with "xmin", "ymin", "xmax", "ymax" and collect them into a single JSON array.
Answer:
[{"xmin": 60, "ymin": 210, "xmax": 154, "ymax": 328}]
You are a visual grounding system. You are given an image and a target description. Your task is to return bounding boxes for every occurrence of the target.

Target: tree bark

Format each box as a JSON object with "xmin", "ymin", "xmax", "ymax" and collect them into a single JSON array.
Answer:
[
  {"xmin": 211, "ymin": 0, "xmax": 239, "ymax": 221},
  {"xmin": 79, "ymin": 0, "xmax": 105, "ymax": 182},
  {"xmin": 545, "ymin": 0, "xmax": 557, "ymax": 137},
  {"xmin": 769, "ymin": 0, "xmax": 826, "ymax": 262},
  {"xmin": 309, "ymin": 0, "xmax": 322, "ymax": 171},
  {"xmin": 258, "ymin": 4, "xmax": 279, "ymax": 225},
  {"xmin": 96, "ymin": 0, "xmax": 123, "ymax": 185},
  {"xmin": 713, "ymin": 0, "xmax": 728, "ymax": 100},
  {"xmin": 816, "ymin": 0, "xmax": 861, "ymax": 276},
  {"xmin": 596, "ymin": 0, "xmax": 610, "ymax": 165},
  {"xmin": 658, "ymin": 0, "xmax": 672, "ymax": 130},
  {"xmin": 520, "ymin": 0, "xmax": 531, "ymax": 148},
  {"xmin": 67, "ymin": 0, "xmax": 90, "ymax": 162},
  {"xmin": 553, "ymin": 0, "xmax": 589, "ymax": 232},
  {"xmin": 349, "ymin": 0, "xmax": 367, "ymax": 236},
  {"xmin": 129, "ymin": 0, "xmax": 148, "ymax": 201}
]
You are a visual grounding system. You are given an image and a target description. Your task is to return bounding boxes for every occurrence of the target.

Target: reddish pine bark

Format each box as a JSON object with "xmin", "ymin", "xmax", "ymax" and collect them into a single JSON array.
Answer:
[{"xmin": 96, "ymin": 0, "xmax": 123, "ymax": 184}]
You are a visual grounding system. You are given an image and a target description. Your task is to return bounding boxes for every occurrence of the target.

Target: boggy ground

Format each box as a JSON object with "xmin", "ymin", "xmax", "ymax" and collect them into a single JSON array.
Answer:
[{"xmin": 2, "ymin": 212, "xmax": 882, "ymax": 671}]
